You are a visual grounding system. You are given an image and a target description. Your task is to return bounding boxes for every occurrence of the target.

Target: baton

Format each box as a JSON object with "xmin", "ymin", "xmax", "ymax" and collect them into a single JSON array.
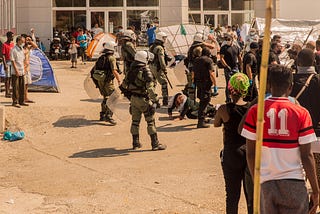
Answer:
[{"xmin": 164, "ymin": 72, "xmax": 173, "ymax": 89}]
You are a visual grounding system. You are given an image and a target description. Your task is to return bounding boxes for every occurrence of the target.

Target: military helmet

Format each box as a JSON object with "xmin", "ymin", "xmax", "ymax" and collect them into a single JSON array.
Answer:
[
  {"xmin": 134, "ymin": 50, "xmax": 155, "ymax": 64},
  {"xmin": 123, "ymin": 29, "xmax": 135, "ymax": 40},
  {"xmin": 103, "ymin": 41, "xmax": 117, "ymax": 53},
  {"xmin": 193, "ymin": 33, "xmax": 204, "ymax": 42},
  {"xmin": 156, "ymin": 32, "xmax": 167, "ymax": 42}
]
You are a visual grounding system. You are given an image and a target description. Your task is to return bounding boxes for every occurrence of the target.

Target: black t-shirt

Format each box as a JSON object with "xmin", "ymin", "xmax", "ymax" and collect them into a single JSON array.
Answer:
[
  {"xmin": 290, "ymin": 73, "xmax": 320, "ymax": 135},
  {"xmin": 243, "ymin": 51, "xmax": 257, "ymax": 75},
  {"xmin": 220, "ymin": 44, "xmax": 240, "ymax": 69},
  {"xmin": 193, "ymin": 56, "xmax": 214, "ymax": 82},
  {"xmin": 268, "ymin": 51, "xmax": 280, "ymax": 64}
]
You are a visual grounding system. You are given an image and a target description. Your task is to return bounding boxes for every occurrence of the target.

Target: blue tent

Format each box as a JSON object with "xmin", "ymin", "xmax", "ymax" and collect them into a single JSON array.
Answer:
[
  {"xmin": 29, "ymin": 49, "xmax": 60, "ymax": 92},
  {"xmin": 0, "ymin": 49, "xmax": 59, "ymax": 92}
]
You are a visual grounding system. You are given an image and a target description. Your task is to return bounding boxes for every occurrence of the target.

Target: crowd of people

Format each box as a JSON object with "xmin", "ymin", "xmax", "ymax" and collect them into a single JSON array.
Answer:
[
  {"xmin": 84, "ymin": 22, "xmax": 320, "ymax": 213},
  {"xmin": 3, "ymin": 21, "xmax": 320, "ymax": 213},
  {"xmin": 1, "ymin": 31, "xmax": 38, "ymax": 108}
]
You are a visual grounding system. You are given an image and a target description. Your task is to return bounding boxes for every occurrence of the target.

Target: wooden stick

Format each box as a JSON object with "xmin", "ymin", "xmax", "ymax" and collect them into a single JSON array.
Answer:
[{"xmin": 253, "ymin": 0, "xmax": 273, "ymax": 213}]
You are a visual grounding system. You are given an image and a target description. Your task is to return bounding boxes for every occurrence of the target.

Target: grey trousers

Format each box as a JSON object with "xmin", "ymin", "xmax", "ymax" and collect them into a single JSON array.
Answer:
[{"xmin": 260, "ymin": 179, "xmax": 308, "ymax": 214}]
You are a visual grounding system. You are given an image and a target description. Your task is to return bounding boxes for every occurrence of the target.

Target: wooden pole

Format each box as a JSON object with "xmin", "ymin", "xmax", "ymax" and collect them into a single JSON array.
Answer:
[{"xmin": 253, "ymin": 0, "xmax": 273, "ymax": 213}]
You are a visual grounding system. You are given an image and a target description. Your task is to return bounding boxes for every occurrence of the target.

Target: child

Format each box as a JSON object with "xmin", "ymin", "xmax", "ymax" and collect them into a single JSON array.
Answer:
[
  {"xmin": 214, "ymin": 73, "xmax": 253, "ymax": 214},
  {"xmin": 68, "ymin": 37, "xmax": 79, "ymax": 68},
  {"xmin": 241, "ymin": 64, "xmax": 319, "ymax": 214}
]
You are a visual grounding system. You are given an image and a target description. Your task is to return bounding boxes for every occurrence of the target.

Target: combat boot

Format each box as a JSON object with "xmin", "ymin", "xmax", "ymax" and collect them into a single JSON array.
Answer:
[
  {"xmin": 132, "ymin": 135, "xmax": 142, "ymax": 150},
  {"xmin": 99, "ymin": 112, "xmax": 106, "ymax": 121},
  {"xmin": 150, "ymin": 133, "xmax": 166, "ymax": 151},
  {"xmin": 105, "ymin": 115, "xmax": 117, "ymax": 126},
  {"xmin": 197, "ymin": 119, "xmax": 210, "ymax": 128},
  {"xmin": 162, "ymin": 97, "xmax": 168, "ymax": 106}
]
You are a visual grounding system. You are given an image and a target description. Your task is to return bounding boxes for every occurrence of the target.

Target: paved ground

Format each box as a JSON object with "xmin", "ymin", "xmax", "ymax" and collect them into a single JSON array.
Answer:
[{"xmin": 0, "ymin": 60, "xmax": 248, "ymax": 213}]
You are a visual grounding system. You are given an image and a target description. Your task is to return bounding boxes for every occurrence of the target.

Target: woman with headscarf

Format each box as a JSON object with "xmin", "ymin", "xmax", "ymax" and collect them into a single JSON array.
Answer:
[{"xmin": 214, "ymin": 72, "xmax": 253, "ymax": 214}]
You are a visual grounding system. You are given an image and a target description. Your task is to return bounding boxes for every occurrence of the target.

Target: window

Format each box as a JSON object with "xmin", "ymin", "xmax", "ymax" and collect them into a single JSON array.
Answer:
[
  {"xmin": 53, "ymin": 0, "xmax": 86, "ymax": 7},
  {"xmin": 91, "ymin": 12, "xmax": 104, "ymax": 30},
  {"xmin": 203, "ymin": 0, "xmax": 229, "ymax": 10},
  {"xmin": 189, "ymin": 14, "xmax": 201, "ymax": 24},
  {"xmin": 90, "ymin": 0, "xmax": 123, "ymax": 7},
  {"xmin": 53, "ymin": 11, "xmax": 86, "ymax": 31},
  {"xmin": 127, "ymin": 10, "xmax": 158, "ymax": 31},
  {"xmin": 231, "ymin": 13, "xmax": 253, "ymax": 25},
  {"xmin": 188, "ymin": 0, "xmax": 200, "ymax": 11},
  {"xmin": 231, "ymin": 0, "xmax": 254, "ymax": 10},
  {"xmin": 204, "ymin": 15, "xmax": 215, "ymax": 26},
  {"xmin": 127, "ymin": 0, "xmax": 159, "ymax": 7}
]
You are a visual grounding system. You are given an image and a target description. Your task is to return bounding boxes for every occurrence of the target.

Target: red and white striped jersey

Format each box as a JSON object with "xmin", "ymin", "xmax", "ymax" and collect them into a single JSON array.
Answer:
[{"xmin": 241, "ymin": 97, "xmax": 317, "ymax": 183}]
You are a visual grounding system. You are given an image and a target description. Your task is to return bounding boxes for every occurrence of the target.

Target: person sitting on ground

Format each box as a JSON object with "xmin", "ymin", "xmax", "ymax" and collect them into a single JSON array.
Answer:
[
  {"xmin": 242, "ymin": 64, "xmax": 319, "ymax": 214},
  {"xmin": 214, "ymin": 72, "xmax": 253, "ymax": 214},
  {"xmin": 168, "ymin": 92, "xmax": 216, "ymax": 120}
]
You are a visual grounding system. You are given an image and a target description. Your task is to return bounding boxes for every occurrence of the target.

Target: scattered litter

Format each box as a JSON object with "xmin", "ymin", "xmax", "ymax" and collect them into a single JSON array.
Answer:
[
  {"xmin": 3, "ymin": 131, "xmax": 25, "ymax": 141},
  {"xmin": 5, "ymin": 199, "xmax": 14, "ymax": 204},
  {"xmin": 154, "ymin": 181, "xmax": 160, "ymax": 184}
]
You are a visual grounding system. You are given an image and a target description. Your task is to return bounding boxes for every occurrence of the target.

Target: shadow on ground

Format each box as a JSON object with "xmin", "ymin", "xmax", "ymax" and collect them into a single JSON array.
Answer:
[
  {"xmin": 52, "ymin": 115, "xmax": 109, "ymax": 128},
  {"xmin": 69, "ymin": 147, "xmax": 150, "ymax": 158},
  {"xmin": 80, "ymin": 99, "xmax": 102, "ymax": 103},
  {"xmin": 156, "ymin": 123, "xmax": 197, "ymax": 132}
]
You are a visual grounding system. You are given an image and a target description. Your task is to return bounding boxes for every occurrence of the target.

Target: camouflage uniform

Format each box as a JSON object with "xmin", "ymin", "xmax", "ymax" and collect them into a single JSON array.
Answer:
[
  {"xmin": 149, "ymin": 40, "xmax": 169, "ymax": 105},
  {"xmin": 93, "ymin": 53, "xmax": 118, "ymax": 125},
  {"xmin": 121, "ymin": 40, "xmax": 136, "ymax": 76},
  {"xmin": 126, "ymin": 61, "xmax": 166, "ymax": 151}
]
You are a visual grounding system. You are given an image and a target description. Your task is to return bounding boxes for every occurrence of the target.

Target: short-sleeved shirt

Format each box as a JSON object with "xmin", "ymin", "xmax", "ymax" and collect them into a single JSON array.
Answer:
[
  {"xmin": 269, "ymin": 51, "xmax": 280, "ymax": 64},
  {"xmin": 243, "ymin": 51, "xmax": 257, "ymax": 75},
  {"xmin": 2, "ymin": 42, "xmax": 14, "ymax": 61},
  {"xmin": 241, "ymin": 97, "xmax": 317, "ymax": 183},
  {"xmin": 77, "ymin": 34, "xmax": 87, "ymax": 48},
  {"xmin": 220, "ymin": 44, "xmax": 240, "ymax": 69},
  {"xmin": 10, "ymin": 45, "xmax": 25, "ymax": 76},
  {"xmin": 147, "ymin": 26, "xmax": 156, "ymax": 46},
  {"xmin": 193, "ymin": 56, "xmax": 214, "ymax": 82}
]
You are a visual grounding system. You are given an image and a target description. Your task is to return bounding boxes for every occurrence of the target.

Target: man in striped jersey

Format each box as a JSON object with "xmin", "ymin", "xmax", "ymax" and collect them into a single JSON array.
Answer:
[{"xmin": 241, "ymin": 64, "xmax": 319, "ymax": 214}]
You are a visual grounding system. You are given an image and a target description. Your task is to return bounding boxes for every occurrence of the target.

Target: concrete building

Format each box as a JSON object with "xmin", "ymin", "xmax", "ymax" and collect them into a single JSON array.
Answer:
[{"xmin": 0, "ymin": 0, "xmax": 319, "ymax": 45}]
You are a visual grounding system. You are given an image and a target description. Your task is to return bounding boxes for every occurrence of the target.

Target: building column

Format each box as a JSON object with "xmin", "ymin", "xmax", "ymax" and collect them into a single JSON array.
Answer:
[{"xmin": 160, "ymin": 0, "xmax": 188, "ymax": 27}]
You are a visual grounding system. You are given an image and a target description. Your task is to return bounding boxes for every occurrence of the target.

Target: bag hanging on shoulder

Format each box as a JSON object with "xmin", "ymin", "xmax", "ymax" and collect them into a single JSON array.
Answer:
[{"xmin": 92, "ymin": 69, "xmax": 106, "ymax": 81}]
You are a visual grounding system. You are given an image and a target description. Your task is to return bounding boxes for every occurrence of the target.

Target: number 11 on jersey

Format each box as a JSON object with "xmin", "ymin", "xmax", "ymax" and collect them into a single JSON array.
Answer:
[{"xmin": 267, "ymin": 108, "xmax": 290, "ymax": 136}]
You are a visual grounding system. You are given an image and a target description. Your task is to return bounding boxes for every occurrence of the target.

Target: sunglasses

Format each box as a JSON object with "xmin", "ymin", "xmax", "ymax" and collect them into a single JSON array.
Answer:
[{"xmin": 225, "ymin": 38, "xmax": 232, "ymax": 41}]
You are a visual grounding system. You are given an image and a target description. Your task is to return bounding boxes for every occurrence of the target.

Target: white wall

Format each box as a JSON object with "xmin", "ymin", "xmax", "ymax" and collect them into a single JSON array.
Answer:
[
  {"xmin": 279, "ymin": 0, "xmax": 320, "ymax": 20},
  {"xmin": 16, "ymin": 0, "xmax": 51, "ymax": 50},
  {"xmin": 160, "ymin": 0, "xmax": 188, "ymax": 27}
]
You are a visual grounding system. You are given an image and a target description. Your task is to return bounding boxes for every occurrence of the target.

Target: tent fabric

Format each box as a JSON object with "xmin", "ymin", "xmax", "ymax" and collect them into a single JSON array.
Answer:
[
  {"xmin": 29, "ymin": 49, "xmax": 60, "ymax": 92},
  {"xmin": 87, "ymin": 32, "xmax": 116, "ymax": 59},
  {"xmin": 159, "ymin": 24, "xmax": 211, "ymax": 56},
  {"xmin": 0, "ymin": 49, "xmax": 59, "ymax": 92},
  {"xmin": 255, "ymin": 17, "xmax": 320, "ymax": 44}
]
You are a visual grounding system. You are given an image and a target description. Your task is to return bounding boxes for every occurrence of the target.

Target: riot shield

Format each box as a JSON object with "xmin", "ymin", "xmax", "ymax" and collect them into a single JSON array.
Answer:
[
  {"xmin": 106, "ymin": 88, "xmax": 130, "ymax": 122},
  {"xmin": 83, "ymin": 73, "xmax": 100, "ymax": 100}
]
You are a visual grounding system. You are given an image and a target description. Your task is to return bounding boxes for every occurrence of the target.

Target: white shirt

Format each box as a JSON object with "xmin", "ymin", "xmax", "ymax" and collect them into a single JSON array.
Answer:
[{"xmin": 10, "ymin": 45, "xmax": 25, "ymax": 76}]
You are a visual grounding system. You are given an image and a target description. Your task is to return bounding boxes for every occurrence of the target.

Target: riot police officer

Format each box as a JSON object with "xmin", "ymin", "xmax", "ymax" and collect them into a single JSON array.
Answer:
[
  {"xmin": 121, "ymin": 29, "xmax": 136, "ymax": 76},
  {"xmin": 124, "ymin": 50, "xmax": 166, "ymax": 151},
  {"xmin": 92, "ymin": 41, "xmax": 121, "ymax": 125},
  {"xmin": 149, "ymin": 32, "xmax": 170, "ymax": 106}
]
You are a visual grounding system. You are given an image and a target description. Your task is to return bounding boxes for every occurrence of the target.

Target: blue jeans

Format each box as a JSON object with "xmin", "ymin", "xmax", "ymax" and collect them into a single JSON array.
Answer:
[{"xmin": 224, "ymin": 68, "xmax": 239, "ymax": 103}]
